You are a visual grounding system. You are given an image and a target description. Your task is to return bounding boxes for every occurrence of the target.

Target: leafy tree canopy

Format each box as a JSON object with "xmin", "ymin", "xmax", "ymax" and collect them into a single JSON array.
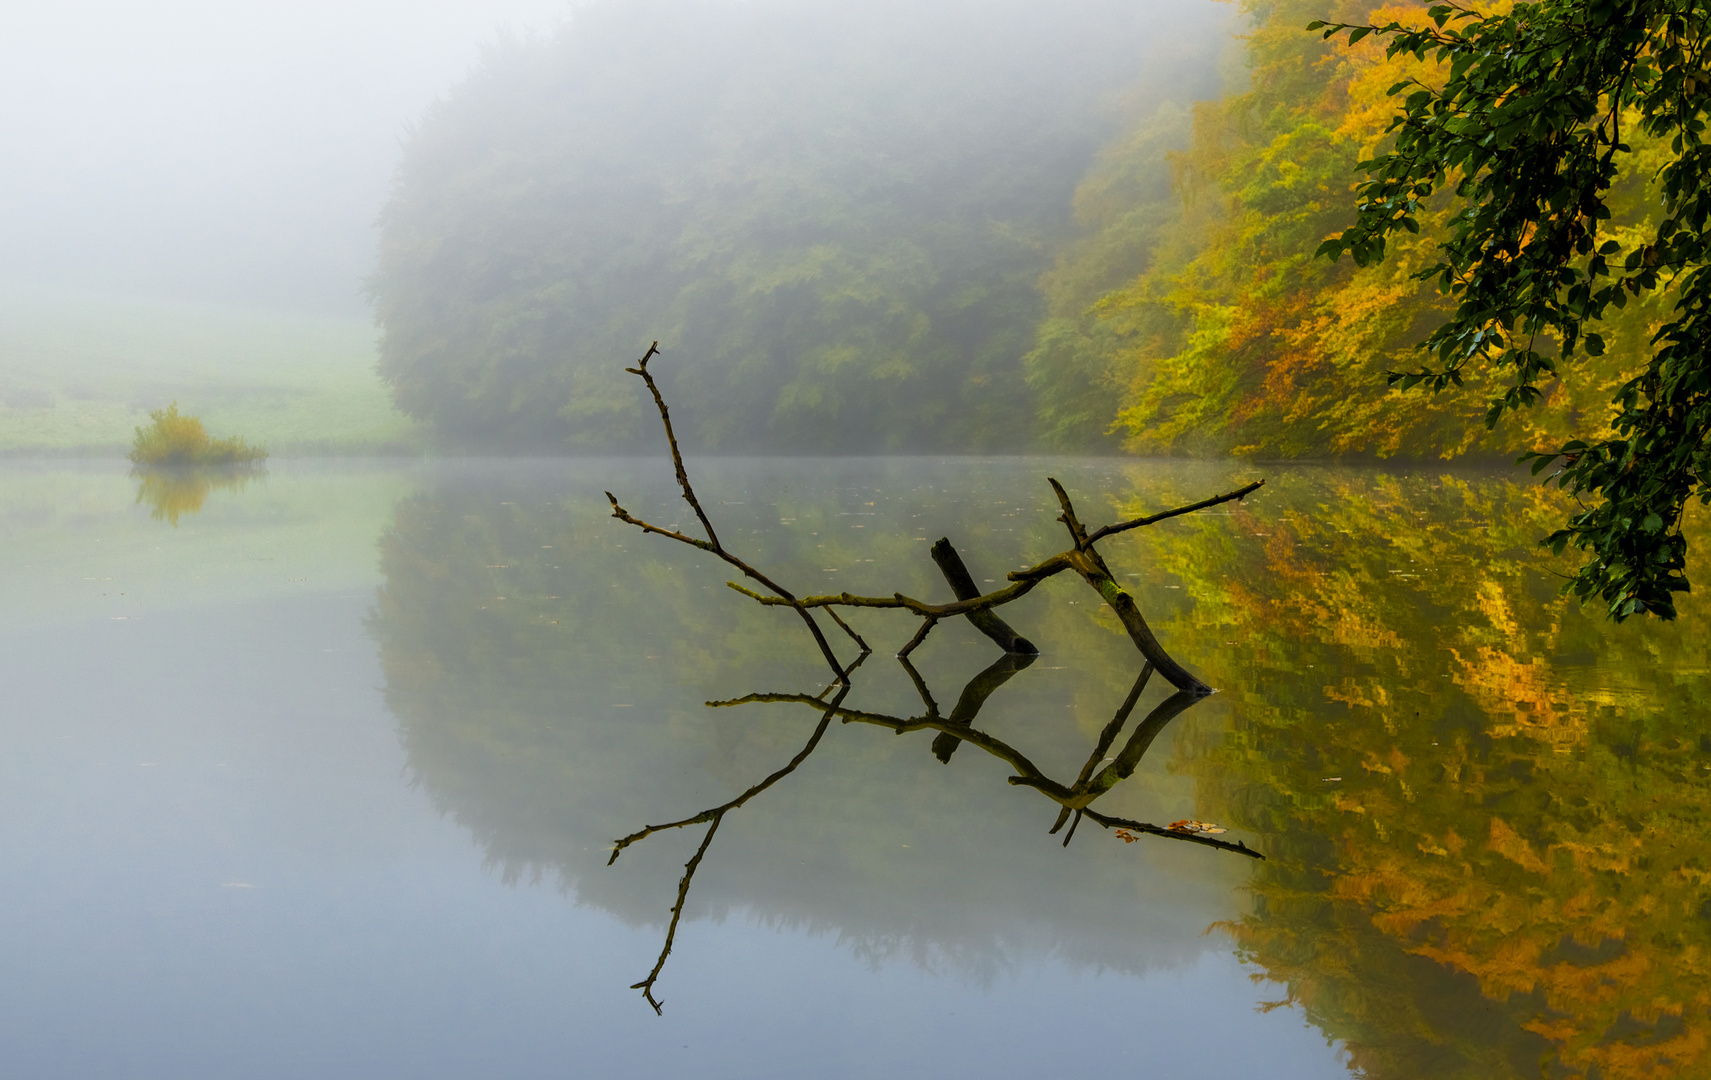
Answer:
[{"xmin": 1314, "ymin": 1, "xmax": 1711, "ymax": 619}]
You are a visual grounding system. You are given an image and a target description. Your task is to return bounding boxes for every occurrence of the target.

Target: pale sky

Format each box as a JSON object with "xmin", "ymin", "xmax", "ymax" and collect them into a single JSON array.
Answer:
[{"xmin": 0, "ymin": 1, "xmax": 574, "ymax": 313}]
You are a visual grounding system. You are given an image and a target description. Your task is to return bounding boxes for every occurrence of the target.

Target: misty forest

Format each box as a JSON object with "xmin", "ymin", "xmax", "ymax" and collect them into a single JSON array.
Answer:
[{"xmin": 8, "ymin": 1, "xmax": 1711, "ymax": 1078}]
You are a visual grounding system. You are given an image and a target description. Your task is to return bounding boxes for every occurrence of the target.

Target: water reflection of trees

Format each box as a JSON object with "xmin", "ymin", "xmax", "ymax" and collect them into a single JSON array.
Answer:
[
  {"xmin": 611, "ymin": 651, "xmax": 1259, "ymax": 1011},
  {"xmin": 369, "ymin": 467, "xmax": 1255, "ymax": 1004},
  {"xmin": 370, "ymin": 450, "xmax": 1711, "ymax": 1071},
  {"xmin": 1141, "ymin": 471, "xmax": 1711, "ymax": 1080}
]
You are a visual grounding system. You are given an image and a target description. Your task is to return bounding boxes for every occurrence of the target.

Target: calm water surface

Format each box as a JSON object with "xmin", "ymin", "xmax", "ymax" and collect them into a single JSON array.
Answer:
[{"xmin": 3, "ymin": 456, "xmax": 1707, "ymax": 1079}]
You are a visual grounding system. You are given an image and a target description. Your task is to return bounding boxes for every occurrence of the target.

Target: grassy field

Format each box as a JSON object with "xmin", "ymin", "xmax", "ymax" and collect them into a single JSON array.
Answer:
[{"xmin": 0, "ymin": 290, "xmax": 422, "ymax": 455}]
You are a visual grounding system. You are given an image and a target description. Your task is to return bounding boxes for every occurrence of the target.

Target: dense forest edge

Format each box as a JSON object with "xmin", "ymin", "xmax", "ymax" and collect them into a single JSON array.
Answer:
[
  {"xmin": 368, "ymin": 0, "xmax": 1663, "ymax": 460},
  {"xmin": 369, "ymin": 0, "xmax": 1226, "ymax": 454}
]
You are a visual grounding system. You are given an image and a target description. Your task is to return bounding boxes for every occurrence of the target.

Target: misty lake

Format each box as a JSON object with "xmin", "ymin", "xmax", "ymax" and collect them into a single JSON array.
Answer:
[{"xmin": 4, "ymin": 455, "xmax": 1708, "ymax": 1079}]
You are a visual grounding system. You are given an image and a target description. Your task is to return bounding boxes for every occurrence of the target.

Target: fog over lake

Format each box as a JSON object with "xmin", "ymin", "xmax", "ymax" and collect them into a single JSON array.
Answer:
[{"xmin": 7, "ymin": 2, "xmax": 1711, "ymax": 1077}]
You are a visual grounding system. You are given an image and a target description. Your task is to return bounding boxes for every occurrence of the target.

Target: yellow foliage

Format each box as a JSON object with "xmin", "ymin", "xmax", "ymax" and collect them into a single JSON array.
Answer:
[
  {"xmin": 1037, "ymin": 0, "xmax": 1673, "ymax": 464},
  {"xmin": 128, "ymin": 402, "xmax": 266, "ymax": 467}
]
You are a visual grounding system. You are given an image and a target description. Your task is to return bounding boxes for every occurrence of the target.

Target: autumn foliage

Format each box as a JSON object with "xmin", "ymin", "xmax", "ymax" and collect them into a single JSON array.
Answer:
[
  {"xmin": 128, "ymin": 402, "xmax": 267, "ymax": 468},
  {"xmin": 1032, "ymin": 0, "xmax": 1671, "ymax": 462}
]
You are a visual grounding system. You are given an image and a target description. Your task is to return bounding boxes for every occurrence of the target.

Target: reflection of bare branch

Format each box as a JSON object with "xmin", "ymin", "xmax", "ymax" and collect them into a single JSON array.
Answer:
[
  {"xmin": 931, "ymin": 651, "xmax": 1037, "ymax": 763},
  {"xmin": 898, "ymin": 615, "xmax": 938, "ymax": 659},
  {"xmin": 609, "ymin": 693, "xmax": 847, "ymax": 863},
  {"xmin": 1077, "ymin": 807, "xmax": 1263, "ymax": 858},
  {"xmin": 1052, "ymin": 662, "xmax": 1153, "ymax": 836},
  {"xmin": 624, "ymin": 655, "xmax": 1258, "ymax": 1013},
  {"xmin": 721, "ymin": 665, "xmax": 1264, "ymax": 860},
  {"xmin": 610, "ymin": 683, "xmax": 851, "ymax": 1013},
  {"xmin": 897, "ymin": 654, "xmax": 940, "ymax": 717},
  {"xmin": 627, "ymin": 813, "xmax": 720, "ymax": 1016}
]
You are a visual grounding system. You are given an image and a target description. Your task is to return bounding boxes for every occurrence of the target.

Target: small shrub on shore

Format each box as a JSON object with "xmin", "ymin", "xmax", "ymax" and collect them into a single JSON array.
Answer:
[{"xmin": 128, "ymin": 403, "xmax": 267, "ymax": 466}]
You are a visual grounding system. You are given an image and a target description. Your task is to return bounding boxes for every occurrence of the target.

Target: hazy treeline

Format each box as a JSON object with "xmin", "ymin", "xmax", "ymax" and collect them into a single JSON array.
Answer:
[
  {"xmin": 374, "ymin": 0, "xmax": 1683, "ymax": 459},
  {"xmin": 371, "ymin": 0, "xmax": 1229, "ymax": 452}
]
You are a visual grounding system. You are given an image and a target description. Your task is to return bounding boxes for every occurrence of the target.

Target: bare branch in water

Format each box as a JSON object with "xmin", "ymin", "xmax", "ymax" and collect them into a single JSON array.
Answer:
[
  {"xmin": 717, "ymin": 665, "xmax": 1263, "ymax": 860},
  {"xmin": 1086, "ymin": 479, "xmax": 1266, "ymax": 546},
  {"xmin": 624, "ymin": 343, "xmax": 722, "ymax": 551},
  {"xmin": 898, "ymin": 615, "xmax": 938, "ymax": 659},
  {"xmin": 1043, "ymin": 480, "xmax": 1210, "ymax": 693},
  {"xmin": 930, "ymin": 538, "xmax": 1036, "ymax": 654},
  {"xmin": 611, "ymin": 346, "xmax": 1258, "ymax": 686},
  {"xmin": 602, "ymin": 345, "xmax": 1268, "ymax": 1013},
  {"xmin": 608, "ymin": 345, "xmax": 851, "ymax": 683}
]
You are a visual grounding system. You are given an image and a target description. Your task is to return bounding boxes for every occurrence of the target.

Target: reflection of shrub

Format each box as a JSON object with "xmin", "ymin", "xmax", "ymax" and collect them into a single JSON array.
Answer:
[
  {"xmin": 128, "ymin": 402, "xmax": 267, "ymax": 466},
  {"xmin": 132, "ymin": 467, "xmax": 259, "ymax": 525}
]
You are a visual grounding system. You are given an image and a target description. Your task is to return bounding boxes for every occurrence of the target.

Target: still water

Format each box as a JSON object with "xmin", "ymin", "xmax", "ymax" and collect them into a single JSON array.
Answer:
[{"xmin": 3, "ymin": 456, "xmax": 1706, "ymax": 1079}]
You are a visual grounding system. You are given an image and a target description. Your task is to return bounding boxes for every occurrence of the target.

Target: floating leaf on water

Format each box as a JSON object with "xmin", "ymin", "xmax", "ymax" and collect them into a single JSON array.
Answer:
[{"xmin": 1168, "ymin": 820, "xmax": 1226, "ymax": 835}]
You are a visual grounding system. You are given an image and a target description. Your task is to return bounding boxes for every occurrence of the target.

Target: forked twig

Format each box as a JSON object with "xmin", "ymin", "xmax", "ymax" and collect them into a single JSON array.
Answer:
[{"xmin": 626, "ymin": 342, "xmax": 722, "ymax": 550}]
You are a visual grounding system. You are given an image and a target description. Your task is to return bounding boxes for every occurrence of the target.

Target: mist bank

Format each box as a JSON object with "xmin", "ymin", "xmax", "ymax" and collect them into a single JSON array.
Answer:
[{"xmin": 372, "ymin": 0, "xmax": 1232, "ymax": 454}]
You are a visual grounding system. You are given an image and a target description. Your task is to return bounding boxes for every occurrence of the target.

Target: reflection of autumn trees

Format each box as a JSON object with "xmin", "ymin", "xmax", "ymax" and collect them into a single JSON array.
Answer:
[
  {"xmin": 1133, "ymin": 470, "xmax": 1711, "ymax": 1079},
  {"xmin": 369, "ymin": 447, "xmax": 1711, "ymax": 1054},
  {"xmin": 366, "ymin": 464, "xmax": 1265, "ymax": 1013}
]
